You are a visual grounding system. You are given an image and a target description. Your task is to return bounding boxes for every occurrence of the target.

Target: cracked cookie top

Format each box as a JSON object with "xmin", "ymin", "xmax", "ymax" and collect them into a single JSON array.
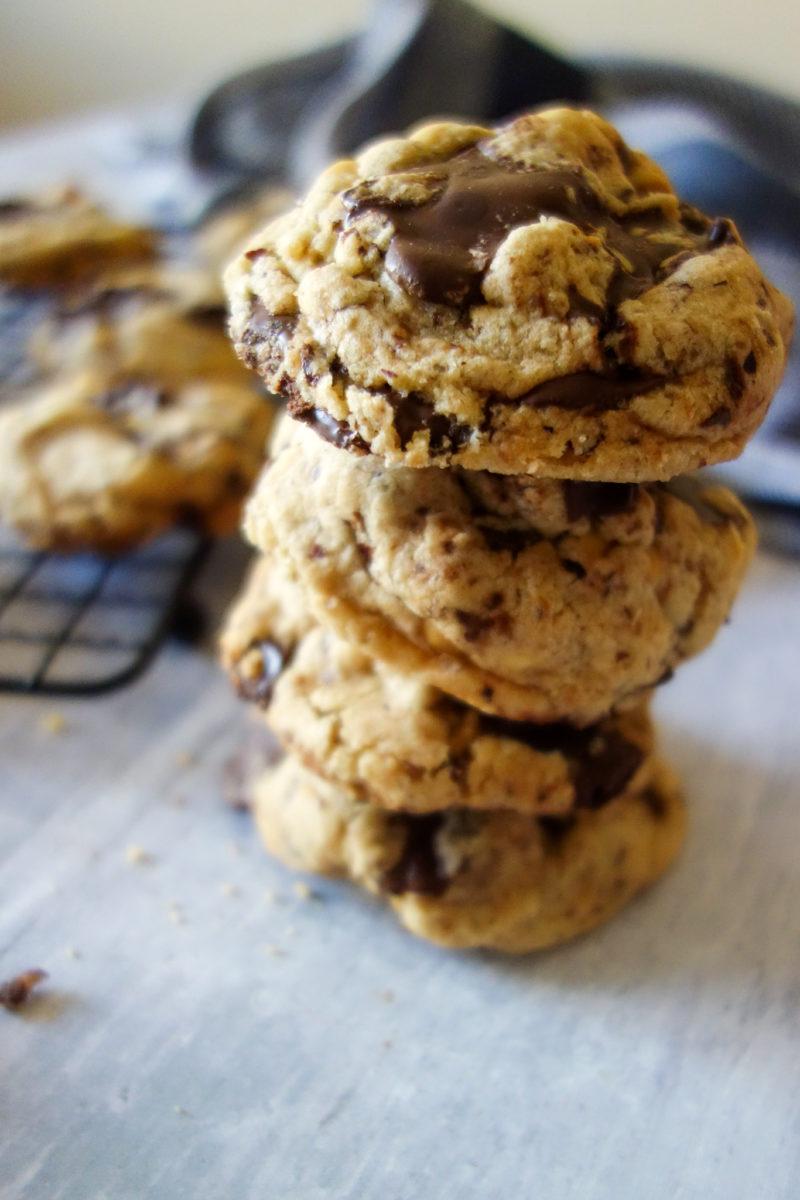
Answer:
[{"xmin": 226, "ymin": 107, "xmax": 792, "ymax": 480}]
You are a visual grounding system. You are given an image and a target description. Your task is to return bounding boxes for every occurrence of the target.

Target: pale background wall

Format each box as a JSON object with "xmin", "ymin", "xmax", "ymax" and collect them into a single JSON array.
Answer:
[{"xmin": 2, "ymin": 0, "xmax": 800, "ymax": 132}]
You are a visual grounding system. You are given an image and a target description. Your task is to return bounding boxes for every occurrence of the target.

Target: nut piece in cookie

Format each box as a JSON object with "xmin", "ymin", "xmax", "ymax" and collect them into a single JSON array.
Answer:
[{"xmin": 226, "ymin": 107, "xmax": 792, "ymax": 479}]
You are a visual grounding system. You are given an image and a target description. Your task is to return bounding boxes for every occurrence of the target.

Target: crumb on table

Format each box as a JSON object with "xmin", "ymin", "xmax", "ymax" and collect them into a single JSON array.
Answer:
[{"xmin": 0, "ymin": 968, "xmax": 48, "ymax": 1010}]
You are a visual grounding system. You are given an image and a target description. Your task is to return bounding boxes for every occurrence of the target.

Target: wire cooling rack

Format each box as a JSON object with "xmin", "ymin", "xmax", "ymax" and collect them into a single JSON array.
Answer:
[{"xmin": 0, "ymin": 525, "xmax": 207, "ymax": 695}]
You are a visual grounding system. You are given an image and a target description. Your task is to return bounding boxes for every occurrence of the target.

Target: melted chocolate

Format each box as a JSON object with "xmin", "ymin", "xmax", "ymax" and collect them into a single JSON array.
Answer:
[
  {"xmin": 516, "ymin": 369, "xmax": 667, "ymax": 412},
  {"xmin": 292, "ymin": 404, "xmax": 370, "ymax": 454},
  {"xmin": 381, "ymin": 814, "xmax": 448, "ymax": 896},
  {"xmin": 243, "ymin": 301, "xmax": 298, "ymax": 372},
  {"xmin": 475, "ymin": 524, "xmax": 542, "ymax": 556},
  {"xmin": 476, "ymin": 714, "xmax": 644, "ymax": 810},
  {"xmin": 562, "ymin": 481, "xmax": 639, "ymax": 523},
  {"xmin": 385, "ymin": 391, "xmax": 472, "ymax": 455},
  {"xmin": 343, "ymin": 146, "xmax": 716, "ymax": 311}
]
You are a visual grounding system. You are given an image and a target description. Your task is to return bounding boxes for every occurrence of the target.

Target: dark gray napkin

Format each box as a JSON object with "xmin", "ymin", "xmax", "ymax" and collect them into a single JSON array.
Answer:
[{"xmin": 189, "ymin": 0, "xmax": 800, "ymax": 515}]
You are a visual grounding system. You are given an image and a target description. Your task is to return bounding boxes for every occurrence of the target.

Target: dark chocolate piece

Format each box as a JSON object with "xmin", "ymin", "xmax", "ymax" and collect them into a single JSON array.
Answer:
[
  {"xmin": 516, "ymin": 369, "xmax": 666, "ymax": 412},
  {"xmin": 381, "ymin": 814, "xmax": 448, "ymax": 897},
  {"xmin": 562, "ymin": 481, "xmax": 639, "ymax": 523},
  {"xmin": 476, "ymin": 714, "xmax": 644, "ymax": 810},
  {"xmin": 385, "ymin": 391, "xmax": 472, "ymax": 455},
  {"xmin": 475, "ymin": 524, "xmax": 542, "ymax": 556},
  {"xmin": 291, "ymin": 404, "xmax": 370, "ymax": 454},
  {"xmin": 344, "ymin": 147, "xmax": 713, "ymax": 311}
]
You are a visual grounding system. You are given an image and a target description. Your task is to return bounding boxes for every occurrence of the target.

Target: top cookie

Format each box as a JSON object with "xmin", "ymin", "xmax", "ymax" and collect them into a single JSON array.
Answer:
[{"xmin": 226, "ymin": 107, "xmax": 792, "ymax": 480}]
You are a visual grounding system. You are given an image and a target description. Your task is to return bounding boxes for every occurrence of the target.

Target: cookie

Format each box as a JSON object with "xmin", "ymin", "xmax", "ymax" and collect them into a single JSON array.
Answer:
[
  {"xmin": 0, "ymin": 187, "xmax": 156, "ymax": 288},
  {"xmin": 243, "ymin": 416, "xmax": 756, "ymax": 724},
  {"xmin": 222, "ymin": 552, "xmax": 655, "ymax": 815},
  {"xmin": 251, "ymin": 751, "xmax": 686, "ymax": 952},
  {"xmin": 0, "ymin": 369, "xmax": 275, "ymax": 552},
  {"xmin": 225, "ymin": 107, "xmax": 792, "ymax": 480},
  {"xmin": 27, "ymin": 261, "xmax": 256, "ymax": 387}
]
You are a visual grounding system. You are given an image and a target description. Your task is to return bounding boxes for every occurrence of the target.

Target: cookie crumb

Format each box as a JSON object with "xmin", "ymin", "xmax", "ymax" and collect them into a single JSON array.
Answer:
[
  {"xmin": 65, "ymin": 945, "xmax": 81, "ymax": 960},
  {"xmin": 173, "ymin": 1105, "xmax": 192, "ymax": 1117},
  {"xmin": 168, "ymin": 903, "xmax": 185, "ymax": 925},
  {"xmin": 219, "ymin": 883, "xmax": 238, "ymax": 899},
  {"xmin": 262, "ymin": 888, "xmax": 278, "ymax": 904},
  {"xmin": 0, "ymin": 968, "xmax": 48, "ymax": 1010},
  {"xmin": 125, "ymin": 844, "xmax": 153, "ymax": 866},
  {"xmin": 38, "ymin": 712, "xmax": 67, "ymax": 736},
  {"xmin": 380, "ymin": 988, "xmax": 395, "ymax": 1004},
  {"xmin": 175, "ymin": 751, "xmax": 196, "ymax": 769},
  {"xmin": 265, "ymin": 944, "xmax": 286, "ymax": 957},
  {"xmin": 292, "ymin": 881, "xmax": 313, "ymax": 901}
]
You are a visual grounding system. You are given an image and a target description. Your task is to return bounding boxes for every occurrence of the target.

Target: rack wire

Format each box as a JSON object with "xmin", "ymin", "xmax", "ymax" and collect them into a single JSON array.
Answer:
[{"xmin": 0, "ymin": 524, "xmax": 207, "ymax": 695}]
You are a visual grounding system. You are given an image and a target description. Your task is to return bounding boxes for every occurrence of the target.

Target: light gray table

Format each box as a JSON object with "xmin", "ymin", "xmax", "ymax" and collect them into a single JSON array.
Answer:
[{"xmin": 1, "ymin": 543, "xmax": 799, "ymax": 1200}]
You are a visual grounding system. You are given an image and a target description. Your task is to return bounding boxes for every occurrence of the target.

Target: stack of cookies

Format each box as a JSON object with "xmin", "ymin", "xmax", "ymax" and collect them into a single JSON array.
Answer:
[{"xmin": 220, "ymin": 108, "xmax": 791, "ymax": 952}]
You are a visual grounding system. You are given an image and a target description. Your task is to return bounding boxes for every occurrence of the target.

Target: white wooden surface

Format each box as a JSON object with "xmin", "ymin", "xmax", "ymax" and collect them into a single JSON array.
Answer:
[{"xmin": 1, "ymin": 543, "xmax": 799, "ymax": 1200}]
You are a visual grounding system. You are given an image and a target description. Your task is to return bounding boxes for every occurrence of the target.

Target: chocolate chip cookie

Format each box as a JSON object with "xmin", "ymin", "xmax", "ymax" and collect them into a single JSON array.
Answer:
[
  {"xmin": 222, "ymin": 552, "xmax": 655, "ymax": 814},
  {"xmin": 226, "ymin": 107, "xmax": 792, "ymax": 479},
  {"xmin": 243, "ymin": 417, "xmax": 756, "ymax": 724},
  {"xmin": 0, "ymin": 187, "xmax": 156, "ymax": 288},
  {"xmin": 0, "ymin": 369, "xmax": 275, "ymax": 552},
  {"xmin": 251, "ymin": 752, "xmax": 686, "ymax": 952}
]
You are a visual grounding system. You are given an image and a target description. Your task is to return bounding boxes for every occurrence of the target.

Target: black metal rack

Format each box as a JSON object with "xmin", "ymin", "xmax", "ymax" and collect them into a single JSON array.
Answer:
[{"xmin": 0, "ymin": 525, "xmax": 206, "ymax": 695}]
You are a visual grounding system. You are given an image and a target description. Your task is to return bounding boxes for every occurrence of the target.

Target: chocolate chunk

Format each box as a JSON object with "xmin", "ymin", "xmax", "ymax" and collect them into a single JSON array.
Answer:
[
  {"xmin": 743, "ymin": 351, "xmax": 757, "ymax": 374},
  {"xmin": 243, "ymin": 301, "xmax": 297, "ymax": 371},
  {"xmin": 562, "ymin": 481, "xmax": 639, "ymax": 523},
  {"xmin": 476, "ymin": 524, "xmax": 542, "ymax": 556},
  {"xmin": 93, "ymin": 380, "xmax": 170, "ymax": 414},
  {"xmin": 571, "ymin": 731, "xmax": 644, "ymax": 810},
  {"xmin": 381, "ymin": 814, "xmax": 448, "ymax": 896},
  {"xmin": 724, "ymin": 355, "xmax": 746, "ymax": 401},
  {"xmin": 639, "ymin": 786, "xmax": 667, "ymax": 819},
  {"xmin": 707, "ymin": 218, "xmax": 738, "ymax": 248},
  {"xmin": 455, "ymin": 609, "xmax": 497, "ymax": 642},
  {"xmin": 562, "ymin": 558, "xmax": 587, "ymax": 579},
  {"xmin": 385, "ymin": 391, "xmax": 471, "ymax": 455},
  {"xmin": 476, "ymin": 714, "xmax": 643, "ymax": 810},
  {"xmin": 291, "ymin": 404, "xmax": 370, "ymax": 453},
  {"xmin": 516, "ymin": 369, "xmax": 666, "ymax": 412},
  {"xmin": 235, "ymin": 640, "xmax": 284, "ymax": 706},
  {"xmin": 344, "ymin": 147, "xmax": 711, "ymax": 311},
  {"xmin": 702, "ymin": 406, "xmax": 732, "ymax": 429},
  {"xmin": 0, "ymin": 968, "xmax": 48, "ymax": 1009}
]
